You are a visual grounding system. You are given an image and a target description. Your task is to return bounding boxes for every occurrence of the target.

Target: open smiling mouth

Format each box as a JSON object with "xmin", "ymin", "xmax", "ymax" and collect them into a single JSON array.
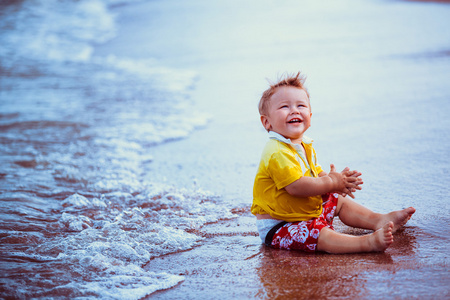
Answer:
[{"xmin": 288, "ymin": 118, "xmax": 302, "ymax": 123}]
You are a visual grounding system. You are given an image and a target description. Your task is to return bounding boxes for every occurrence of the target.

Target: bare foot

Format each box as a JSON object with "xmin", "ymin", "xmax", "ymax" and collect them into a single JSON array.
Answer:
[
  {"xmin": 369, "ymin": 222, "xmax": 394, "ymax": 252},
  {"xmin": 377, "ymin": 207, "xmax": 416, "ymax": 233}
]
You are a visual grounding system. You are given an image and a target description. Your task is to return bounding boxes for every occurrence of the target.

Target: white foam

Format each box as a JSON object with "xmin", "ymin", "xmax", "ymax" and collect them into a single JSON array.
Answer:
[
  {"xmin": 95, "ymin": 55, "xmax": 197, "ymax": 92},
  {"xmin": 62, "ymin": 194, "xmax": 107, "ymax": 210},
  {"xmin": 60, "ymin": 212, "xmax": 93, "ymax": 231},
  {"xmin": 0, "ymin": 0, "xmax": 211, "ymax": 297},
  {"xmin": 42, "ymin": 184, "xmax": 235, "ymax": 296},
  {"xmin": 0, "ymin": 0, "xmax": 115, "ymax": 65},
  {"xmin": 57, "ymin": 269, "xmax": 184, "ymax": 299}
]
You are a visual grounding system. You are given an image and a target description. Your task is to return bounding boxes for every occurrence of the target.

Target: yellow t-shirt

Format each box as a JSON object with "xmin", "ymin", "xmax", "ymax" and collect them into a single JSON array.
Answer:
[{"xmin": 251, "ymin": 133, "xmax": 324, "ymax": 222}]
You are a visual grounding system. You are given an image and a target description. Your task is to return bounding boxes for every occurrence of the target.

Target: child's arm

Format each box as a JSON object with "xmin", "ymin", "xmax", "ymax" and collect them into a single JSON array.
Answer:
[{"xmin": 285, "ymin": 164, "xmax": 363, "ymax": 199}]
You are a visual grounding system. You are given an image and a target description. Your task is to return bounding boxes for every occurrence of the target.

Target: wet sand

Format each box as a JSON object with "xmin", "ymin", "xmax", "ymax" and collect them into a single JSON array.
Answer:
[
  {"xmin": 95, "ymin": 0, "xmax": 450, "ymax": 298},
  {"xmin": 144, "ymin": 214, "xmax": 445, "ymax": 299}
]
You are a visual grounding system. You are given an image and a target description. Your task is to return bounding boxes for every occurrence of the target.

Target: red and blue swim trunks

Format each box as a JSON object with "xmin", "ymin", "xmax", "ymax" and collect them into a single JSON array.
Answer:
[{"xmin": 266, "ymin": 193, "xmax": 338, "ymax": 253}]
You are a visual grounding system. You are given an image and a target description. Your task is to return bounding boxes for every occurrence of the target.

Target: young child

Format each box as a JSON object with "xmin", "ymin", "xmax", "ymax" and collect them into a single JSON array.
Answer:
[{"xmin": 252, "ymin": 72, "xmax": 415, "ymax": 253}]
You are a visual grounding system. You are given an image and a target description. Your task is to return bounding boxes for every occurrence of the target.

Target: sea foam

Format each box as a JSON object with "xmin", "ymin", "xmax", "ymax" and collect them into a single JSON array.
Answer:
[{"xmin": 0, "ymin": 0, "xmax": 214, "ymax": 297}]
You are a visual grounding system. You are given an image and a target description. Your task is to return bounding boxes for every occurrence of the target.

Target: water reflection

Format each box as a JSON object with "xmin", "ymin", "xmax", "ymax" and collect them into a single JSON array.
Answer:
[{"xmin": 255, "ymin": 224, "xmax": 421, "ymax": 299}]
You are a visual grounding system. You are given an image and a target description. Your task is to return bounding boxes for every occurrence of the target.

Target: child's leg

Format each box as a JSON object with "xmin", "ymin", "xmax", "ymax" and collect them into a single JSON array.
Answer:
[
  {"xmin": 317, "ymin": 222, "xmax": 394, "ymax": 253},
  {"xmin": 335, "ymin": 195, "xmax": 415, "ymax": 233}
]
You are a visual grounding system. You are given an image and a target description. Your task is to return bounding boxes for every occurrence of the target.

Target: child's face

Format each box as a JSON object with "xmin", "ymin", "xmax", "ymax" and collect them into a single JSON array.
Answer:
[{"xmin": 261, "ymin": 86, "xmax": 312, "ymax": 144}]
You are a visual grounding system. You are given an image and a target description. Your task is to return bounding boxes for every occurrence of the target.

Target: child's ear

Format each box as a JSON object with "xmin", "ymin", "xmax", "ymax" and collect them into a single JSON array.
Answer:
[{"xmin": 260, "ymin": 115, "xmax": 271, "ymax": 132}]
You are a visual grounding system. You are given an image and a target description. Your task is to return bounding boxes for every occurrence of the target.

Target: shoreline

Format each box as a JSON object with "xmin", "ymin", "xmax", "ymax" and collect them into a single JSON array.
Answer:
[
  {"xmin": 94, "ymin": 0, "xmax": 450, "ymax": 298},
  {"xmin": 1, "ymin": 0, "xmax": 449, "ymax": 298}
]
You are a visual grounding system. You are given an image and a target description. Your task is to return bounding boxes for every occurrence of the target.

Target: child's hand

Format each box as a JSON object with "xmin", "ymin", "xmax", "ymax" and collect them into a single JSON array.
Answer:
[{"xmin": 328, "ymin": 164, "xmax": 363, "ymax": 199}]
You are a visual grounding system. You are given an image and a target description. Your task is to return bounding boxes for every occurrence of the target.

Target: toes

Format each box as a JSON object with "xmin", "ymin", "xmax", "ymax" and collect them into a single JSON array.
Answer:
[
  {"xmin": 406, "ymin": 207, "xmax": 416, "ymax": 216},
  {"xmin": 386, "ymin": 222, "xmax": 394, "ymax": 234}
]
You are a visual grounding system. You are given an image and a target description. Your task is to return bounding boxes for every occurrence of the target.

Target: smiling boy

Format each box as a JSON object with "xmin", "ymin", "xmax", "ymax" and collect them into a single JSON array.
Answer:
[{"xmin": 252, "ymin": 72, "xmax": 415, "ymax": 253}]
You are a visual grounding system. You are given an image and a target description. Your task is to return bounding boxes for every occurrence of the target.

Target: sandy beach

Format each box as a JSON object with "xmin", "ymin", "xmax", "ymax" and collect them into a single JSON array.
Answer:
[
  {"xmin": 93, "ymin": 0, "xmax": 450, "ymax": 298},
  {"xmin": 1, "ymin": 0, "xmax": 449, "ymax": 298}
]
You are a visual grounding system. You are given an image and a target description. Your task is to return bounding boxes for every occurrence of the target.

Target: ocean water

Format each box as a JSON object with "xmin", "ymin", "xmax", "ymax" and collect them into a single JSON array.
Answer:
[
  {"xmin": 0, "ymin": 0, "xmax": 232, "ymax": 298},
  {"xmin": 2, "ymin": 0, "xmax": 450, "ymax": 298}
]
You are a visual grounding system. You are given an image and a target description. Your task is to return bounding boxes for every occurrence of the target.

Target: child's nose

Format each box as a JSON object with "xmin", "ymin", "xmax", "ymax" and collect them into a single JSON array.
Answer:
[{"xmin": 290, "ymin": 106, "xmax": 300, "ymax": 114}]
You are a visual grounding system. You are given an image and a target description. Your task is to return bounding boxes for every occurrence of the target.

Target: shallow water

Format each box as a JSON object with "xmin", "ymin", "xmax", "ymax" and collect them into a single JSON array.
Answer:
[
  {"xmin": 0, "ymin": 0, "xmax": 229, "ymax": 297},
  {"xmin": 1, "ymin": 0, "xmax": 450, "ymax": 298}
]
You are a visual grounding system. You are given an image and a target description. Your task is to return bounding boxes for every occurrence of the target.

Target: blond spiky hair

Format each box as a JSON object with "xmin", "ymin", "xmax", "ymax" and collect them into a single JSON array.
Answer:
[{"xmin": 258, "ymin": 72, "xmax": 310, "ymax": 116}]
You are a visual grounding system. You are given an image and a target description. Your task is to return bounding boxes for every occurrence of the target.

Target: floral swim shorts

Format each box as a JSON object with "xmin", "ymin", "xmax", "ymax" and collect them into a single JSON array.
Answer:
[{"xmin": 268, "ymin": 193, "xmax": 339, "ymax": 253}]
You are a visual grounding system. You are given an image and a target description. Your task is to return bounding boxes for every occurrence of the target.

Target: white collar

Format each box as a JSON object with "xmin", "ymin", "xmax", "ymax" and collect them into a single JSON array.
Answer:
[{"xmin": 268, "ymin": 131, "xmax": 313, "ymax": 151}]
